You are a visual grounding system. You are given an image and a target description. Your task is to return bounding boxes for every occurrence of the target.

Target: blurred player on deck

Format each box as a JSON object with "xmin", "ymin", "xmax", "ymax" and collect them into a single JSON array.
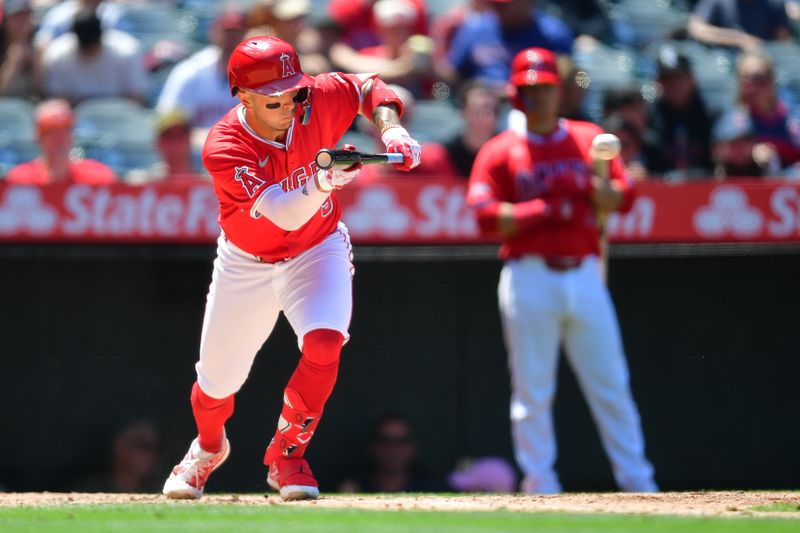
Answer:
[
  {"xmin": 162, "ymin": 35, "xmax": 421, "ymax": 501},
  {"xmin": 466, "ymin": 47, "xmax": 657, "ymax": 494}
]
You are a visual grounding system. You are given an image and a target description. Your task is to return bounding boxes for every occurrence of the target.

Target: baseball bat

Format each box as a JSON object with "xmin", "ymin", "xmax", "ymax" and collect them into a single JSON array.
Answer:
[
  {"xmin": 590, "ymin": 134, "xmax": 621, "ymax": 285},
  {"xmin": 315, "ymin": 149, "xmax": 405, "ymax": 170}
]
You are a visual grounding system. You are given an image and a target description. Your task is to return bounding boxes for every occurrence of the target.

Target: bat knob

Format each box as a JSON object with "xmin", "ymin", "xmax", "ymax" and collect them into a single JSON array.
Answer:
[
  {"xmin": 315, "ymin": 149, "xmax": 335, "ymax": 170},
  {"xmin": 590, "ymin": 133, "xmax": 621, "ymax": 161}
]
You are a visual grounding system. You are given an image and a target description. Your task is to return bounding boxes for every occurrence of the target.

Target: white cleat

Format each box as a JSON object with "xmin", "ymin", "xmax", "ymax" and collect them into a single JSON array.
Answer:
[{"xmin": 163, "ymin": 437, "xmax": 230, "ymax": 499}]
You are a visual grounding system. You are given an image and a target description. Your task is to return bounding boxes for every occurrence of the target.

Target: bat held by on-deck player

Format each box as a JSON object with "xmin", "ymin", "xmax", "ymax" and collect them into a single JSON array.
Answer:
[{"xmin": 315, "ymin": 148, "xmax": 405, "ymax": 170}]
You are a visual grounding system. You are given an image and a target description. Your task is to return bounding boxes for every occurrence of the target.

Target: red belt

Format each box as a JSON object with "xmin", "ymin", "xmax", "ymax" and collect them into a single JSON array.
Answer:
[{"xmin": 543, "ymin": 256, "xmax": 583, "ymax": 271}]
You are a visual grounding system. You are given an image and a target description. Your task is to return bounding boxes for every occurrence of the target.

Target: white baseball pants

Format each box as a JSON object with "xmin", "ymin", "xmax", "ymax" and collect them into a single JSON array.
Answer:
[
  {"xmin": 196, "ymin": 223, "xmax": 354, "ymax": 399},
  {"xmin": 498, "ymin": 255, "xmax": 656, "ymax": 493}
]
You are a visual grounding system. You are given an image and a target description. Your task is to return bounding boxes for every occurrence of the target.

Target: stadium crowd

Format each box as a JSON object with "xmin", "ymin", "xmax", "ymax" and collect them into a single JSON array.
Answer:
[{"xmin": 1, "ymin": 0, "xmax": 800, "ymax": 183}]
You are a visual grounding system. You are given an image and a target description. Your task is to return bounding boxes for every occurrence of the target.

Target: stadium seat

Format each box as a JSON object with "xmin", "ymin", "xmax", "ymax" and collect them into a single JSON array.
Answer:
[
  {"xmin": 408, "ymin": 99, "xmax": 462, "ymax": 144},
  {"xmin": 73, "ymin": 98, "xmax": 159, "ymax": 179},
  {"xmin": 607, "ymin": 0, "xmax": 690, "ymax": 49},
  {"xmin": 109, "ymin": 2, "xmax": 196, "ymax": 51},
  {"xmin": 573, "ymin": 42, "xmax": 638, "ymax": 123},
  {"xmin": 0, "ymin": 98, "xmax": 38, "ymax": 177},
  {"xmin": 74, "ymin": 98, "xmax": 156, "ymax": 145}
]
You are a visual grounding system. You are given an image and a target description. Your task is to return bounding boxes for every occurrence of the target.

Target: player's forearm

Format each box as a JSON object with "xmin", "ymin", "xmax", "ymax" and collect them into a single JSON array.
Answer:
[
  {"xmin": 370, "ymin": 102, "xmax": 402, "ymax": 132},
  {"xmin": 688, "ymin": 17, "xmax": 758, "ymax": 48},
  {"xmin": 254, "ymin": 177, "xmax": 331, "ymax": 231},
  {"xmin": 476, "ymin": 200, "xmax": 550, "ymax": 237}
]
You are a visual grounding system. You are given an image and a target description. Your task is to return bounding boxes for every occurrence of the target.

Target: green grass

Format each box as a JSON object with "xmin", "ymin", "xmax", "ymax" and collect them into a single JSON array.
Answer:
[
  {"xmin": 751, "ymin": 503, "xmax": 800, "ymax": 513},
  {"xmin": 1, "ymin": 504, "xmax": 798, "ymax": 533}
]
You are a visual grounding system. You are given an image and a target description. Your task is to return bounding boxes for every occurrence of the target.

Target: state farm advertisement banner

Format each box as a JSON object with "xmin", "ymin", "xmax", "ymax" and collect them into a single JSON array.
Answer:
[{"xmin": 0, "ymin": 178, "xmax": 799, "ymax": 244}]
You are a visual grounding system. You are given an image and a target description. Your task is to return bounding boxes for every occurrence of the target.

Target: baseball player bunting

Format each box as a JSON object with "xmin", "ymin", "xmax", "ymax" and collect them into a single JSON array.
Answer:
[
  {"xmin": 162, "ymin": 36, "xmax": 421, "ymax": 502},
  {"xmin": 467, "ymin": 47, "xmax": 657, "ymax": 494}
]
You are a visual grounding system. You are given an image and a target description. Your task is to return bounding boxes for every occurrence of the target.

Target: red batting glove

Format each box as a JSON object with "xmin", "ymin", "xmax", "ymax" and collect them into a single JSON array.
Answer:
[{"xmin": 381, "ymin": 126, "xmax": 421, "ymax": 171}]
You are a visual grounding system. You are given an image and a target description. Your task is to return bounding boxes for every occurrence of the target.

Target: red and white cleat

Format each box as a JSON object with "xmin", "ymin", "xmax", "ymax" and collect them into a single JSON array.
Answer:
[
  {"xmin": 163, "ymin": 437, "xmax": 230, "ymax": 499},
  {"xmin": 267, "ymin": 457, "xmax": 320, "ymax": 501}
]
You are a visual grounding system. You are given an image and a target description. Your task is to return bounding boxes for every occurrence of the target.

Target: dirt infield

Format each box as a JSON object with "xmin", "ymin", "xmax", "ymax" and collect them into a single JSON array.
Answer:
[{"xmin": 1, "ymin": 492, "xmax": 799, "ymax": 518}]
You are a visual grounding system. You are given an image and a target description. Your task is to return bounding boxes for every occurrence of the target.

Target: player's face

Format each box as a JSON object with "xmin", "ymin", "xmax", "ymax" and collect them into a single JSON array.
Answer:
[
  {"xmin": 518, "ymin": 83, "xmax": 561, "ymax": 121},
  {"xmin": 240, "ymin": 89, "xmax": 303, "ymax": 140}
]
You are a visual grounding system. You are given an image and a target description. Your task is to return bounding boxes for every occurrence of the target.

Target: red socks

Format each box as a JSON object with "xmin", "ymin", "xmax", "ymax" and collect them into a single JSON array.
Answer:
[
  {"xmin": 264, "ymin": 329, "xmax": 344, "ymax": 464},
  {"xmin": 286, "ymin": 329, "xmax": 344, "ymax": 411},
  {"xmin": 191, "ymin": 381, "xmax": 234, "ymax": 454}
]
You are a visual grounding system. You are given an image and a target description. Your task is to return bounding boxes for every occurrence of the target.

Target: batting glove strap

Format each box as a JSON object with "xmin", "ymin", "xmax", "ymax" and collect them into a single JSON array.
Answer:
[{"xmin": 381, "ymin": 126, "xmax": 421, "ymax": 171}]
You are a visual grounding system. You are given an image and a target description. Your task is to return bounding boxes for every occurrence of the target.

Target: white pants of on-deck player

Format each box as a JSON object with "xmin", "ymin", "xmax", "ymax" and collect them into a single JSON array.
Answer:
[
  {"xmin": 498, "ymin": 255, "xmax": 656, "ymax": 493},
  {"xmin": 196, "ymin": 223, "xmax": 354, "ymax": 399}
]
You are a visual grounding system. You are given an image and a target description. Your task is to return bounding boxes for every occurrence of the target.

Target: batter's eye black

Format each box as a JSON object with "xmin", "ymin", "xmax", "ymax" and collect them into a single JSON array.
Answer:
[{"xmin": 265, "ymin": 102, "xmax": 281, "ymax": 110}]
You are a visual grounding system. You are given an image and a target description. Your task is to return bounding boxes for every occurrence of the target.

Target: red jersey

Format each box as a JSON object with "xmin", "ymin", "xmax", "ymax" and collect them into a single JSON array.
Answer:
[
  {"xmin": 6, "ymin": 159, "xmax": 116, "ymax": 185},
  {"xmin": 467, "ymin": 117, "xmax": 635, "ymax": 260},
  {"xmin": 203, "ymin": 72, "xmax": 368, "ymax": 261}
]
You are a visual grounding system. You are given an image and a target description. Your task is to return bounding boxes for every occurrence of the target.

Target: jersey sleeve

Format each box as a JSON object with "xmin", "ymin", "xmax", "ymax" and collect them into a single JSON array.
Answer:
[
  {"xmin": 466, "ymin": 138, "xmax": 513, "ymax": 207},
  {"xmin": 312, "ymin": 72, "xmax": 375, "ymax": 146},
  {"xmin": 203, "ymin": 139, "xmax": 277, "ymax": 216}
]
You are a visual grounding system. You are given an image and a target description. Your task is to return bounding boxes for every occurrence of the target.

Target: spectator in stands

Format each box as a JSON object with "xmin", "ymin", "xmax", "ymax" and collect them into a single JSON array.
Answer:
[
  {"xmin": 446, "ymin": 0, "xmax": 573, "ymax": 86},
  {"xmin": 556, "ymin": 54, "xmax": 589, "ymax": 121},
  {"xmin": 330, "ymin": 0, "xmax": 435, "ymax": 98},
  {"xmin": 540, "ymin": 0, "xmax": 611, "ymax": 45},
  {"xmin": 602, "ymin": 86, "xmax": 659, "ymax": 172},
  {"xmin": 0, "ymin": 0, "xmax": 41, "ymax": 98},
  {"xmin": 647, "ymin": 46, "xmax": 714, "ymax": 178},
  {"xmin": 156, "ymin": 7, "xmax": 246, "ymax": 139},
  {"xmin": 602, "ymin": 86, "xmax": 649, "ymax": 139},
  {"xmin": 447, "ymin": 456, "xmax": 517, "ymax": 493},
  {"xmin": 41, "ymin": 8, "xmax": 146, "ymax": 105},
  {"xmin": 711, "ymin": 106, "xmax": 781, "ymax": 178},
  {"xmin": 6, "ymin": 99, "xmax": 117, "ymax": 185},
  {"xmin": 33, "ymin": 0, "xmax": 130, "ymax": 51},
  {"xmin": 688, "ymin": 0, "xmax": 793, "ymax": 50},
  {"xmin": 604, "ymin": 113, "xmax": 650, "ymax": 181},
  {"xmin": 71, "ymin": 419, "xmax": 161, "ymax": 493},
  {"xmin": 736, "ymin": 50, "xmax": 800, "ymax": 167},
  {"xmin": 430, "ymin": 0, "xmax": 487, "ymax": 61},
  {"xmin": 337, "ymin": 413, "xmax": 443, "ymax": 493},
  {"xmin": 153, "ymin": 110, "xmax": 203, "ymax": 179},
  {"xmin": 416, "ymin": 80, "xmax": 501, "ymax": 179},
  {"xmin": 328, "ymin": 0, "xmax": 427, "ymax": 50},
  {"xmin": 245, "ymin": 0, "xmax": 333, "ymax": 76}
]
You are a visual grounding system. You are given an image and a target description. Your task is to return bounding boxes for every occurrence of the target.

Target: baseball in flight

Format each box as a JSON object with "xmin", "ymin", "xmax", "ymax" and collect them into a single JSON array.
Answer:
[{"xmin": 590, "ymin": 133, "xmax": 621, "ymax": 161}]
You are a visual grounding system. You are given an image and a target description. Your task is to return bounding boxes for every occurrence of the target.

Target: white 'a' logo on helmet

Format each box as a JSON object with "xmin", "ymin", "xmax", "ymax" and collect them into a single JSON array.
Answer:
[{"xmin": 279, "ymin": 52, "xmax": 295, "ymax": 78}]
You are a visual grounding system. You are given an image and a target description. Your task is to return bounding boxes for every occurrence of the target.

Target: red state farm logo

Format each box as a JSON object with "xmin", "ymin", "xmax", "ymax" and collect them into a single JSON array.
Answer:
[
  {"xmin": 234, "ymin": 166, "xmax": 265, "ymax": 198},
  {"xmin": 693, "ymin": 186, "xmax": 763, "ymax": 238},
  {"xmin": 343, "ymin": 186, "xmax": 412, "ymax": 236},
  {"xmin": 0, "ymin": 187, "xmax": 59, "ymax": 235}
]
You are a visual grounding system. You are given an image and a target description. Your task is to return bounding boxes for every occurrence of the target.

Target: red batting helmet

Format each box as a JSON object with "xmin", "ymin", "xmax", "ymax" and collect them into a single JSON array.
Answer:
[
  {"xmin": 228, "ymin": 36, "xmax": 314, "ymax": 97},
  {"xmin": 508, "ymin": 47, "xmax": 560, "ymax": 111},
  {"xmin": 509, "ymin": 47, "xmax": 561, "ymax": 87}
]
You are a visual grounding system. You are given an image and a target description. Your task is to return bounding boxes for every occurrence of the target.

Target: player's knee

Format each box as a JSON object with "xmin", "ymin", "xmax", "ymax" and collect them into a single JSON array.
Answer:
[{"xmin": 302, "ymin": 329, "xmax": 344, "ymax": 366}]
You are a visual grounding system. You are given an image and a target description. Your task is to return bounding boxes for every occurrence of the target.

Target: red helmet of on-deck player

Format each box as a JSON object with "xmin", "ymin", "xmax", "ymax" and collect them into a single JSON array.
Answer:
[
  {"xmin": 509, "ymin": 47, "xmax": 561, "ymax": 87},
  {"xmin": 508, "ymin": 47, "xmax": 561, "ymax": 111},
  {"xmin": 228, "ymin": 36, "xmax": 314, "ymax": 97}
]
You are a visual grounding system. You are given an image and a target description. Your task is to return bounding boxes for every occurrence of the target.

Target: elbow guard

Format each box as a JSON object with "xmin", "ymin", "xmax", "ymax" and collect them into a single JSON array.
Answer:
[{"xmin": 362, "ymin": 77, "xmax": 405, "ymax": 119}]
